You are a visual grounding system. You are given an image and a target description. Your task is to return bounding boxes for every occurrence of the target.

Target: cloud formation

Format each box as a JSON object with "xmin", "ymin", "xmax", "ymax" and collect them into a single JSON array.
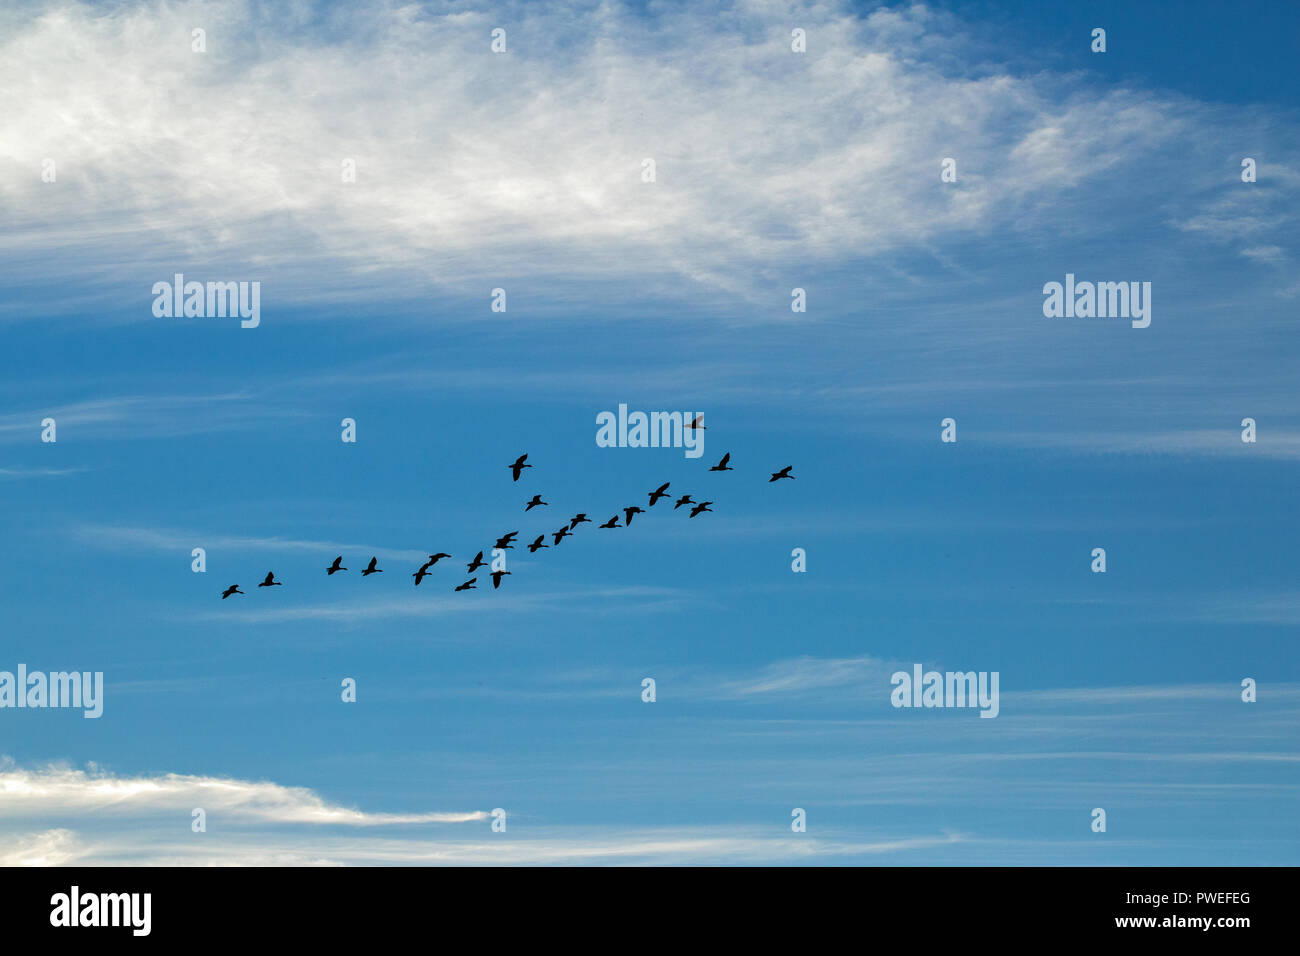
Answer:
[
  {"xmin": 2, "ymin": 0, "xmax": 1290, "ymax": 313},
  {"xmin": 0, "ymin": 760, "xmax": 485, "ymax": 825}
]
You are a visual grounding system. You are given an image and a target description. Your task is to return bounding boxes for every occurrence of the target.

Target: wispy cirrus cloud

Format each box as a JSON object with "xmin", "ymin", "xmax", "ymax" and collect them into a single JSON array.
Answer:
[
  {"xmin": 714, "ymin": 655, "xmax": 893, "ymax": 699},
  {"xmin": 1, "ymin": 0, "xmax": 1294, "ymax": 315},
  {"xmin": 0, "ymin": 393, "xmax": 288, "ymax": 444},
  {"xmin": 0, "ymin": 465, "xmax": 88, "ymax": 478},
  {"xmin": 184, "ymin": 585, "xmax": 688, "ymax": 624},
  {"xmin": 69, "ymin": 521, "xmax": 430, "ymax": 564},
  {"xmin": 0, "ymin": 824, "xmax": 969, "ymax": 867}
]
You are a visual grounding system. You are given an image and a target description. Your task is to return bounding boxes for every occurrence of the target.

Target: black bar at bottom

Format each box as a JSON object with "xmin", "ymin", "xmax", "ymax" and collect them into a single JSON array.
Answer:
[{"xmin": 0, "ymin": 866, "xmax": 1280, "ymax": 942}]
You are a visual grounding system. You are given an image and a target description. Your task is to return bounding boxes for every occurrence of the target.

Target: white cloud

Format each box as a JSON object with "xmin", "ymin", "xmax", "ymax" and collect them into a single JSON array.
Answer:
[
  {"xmin": 0, "ymin": 760, "xmax": 485, "ymax": 825},
  {"xmin": 0, "ymin": 758, "xmax": 965, "ymax": 865},
  {"xmin": 0, "ymin": 0, "xmax": 1271, "ymax": 314}
]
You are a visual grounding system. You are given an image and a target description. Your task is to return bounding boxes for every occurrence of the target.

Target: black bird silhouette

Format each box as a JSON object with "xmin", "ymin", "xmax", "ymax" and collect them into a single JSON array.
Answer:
[
  {"xmin": 455, "ymin": 578, "xmax": 477, "ymax": 591},
  {"xmin": 648, "ymin": 482, "xmax": 671, "ymax": 506},
  {"xmin": 709, "ymin": 452, "xmax": 733, "ymax": 472},
  {"xmin": 528, "ymin": 535, "xmax": 549, "ymax": 553},
  {"xmin": 624, "ymin": 505, "xmax": 644, "ymax": 526},
  {"xmin": 509, "ymin": 454, "xmax": 531, "ymax": 481},
  {"xmin": 425, "ymin": 552, "xmax": 452, "ymax": 565},
  {"xmin": 467, "ymin": 551, "xmax": 487, "ymax": 573},
  {"xmin": 221, "ymin": 584, "xmax": 243, "ymax": 599},
  {"xmin": 413, "ymin": 566, "xmax": 431, "ymax": 586},
  {"xmin": 569, "ymin": 513, "xmax": 591, "ymax": 530},
  {"xmin": 673, "ymin": 494, "xmax": 694, "ymax": 510},
  {"xmin": 326, "ymin": 556, "xmax": 346, "ymax": 575},
  {"xmin": 494, "ymin": 532, "xmax": 518, "ymax": 550},
  {"xmin": 553, "ymin": 526, "xmax": 572, "ymax": 545},
  {"xmin": 769, "ymin": 465, "xmax": 794, "ymax": 482},
  {"xmin": 491, "ymin": 570, "xmax": 511, "ymax": 589},
  {"xmin": 687, "ymin": 415, "xmax": 706, "ymax": 431},
  {"xmin": 689, "ymin": 501, "xmax": 713, "ymax": 517},
  {"xmin": 258, "ymin": 572, "xmax": 282, "ymax": 587},
  {"xmin": 525, "ymin": 494, "xmax": 547, "ymax": 511},
  {"xmin": 361, "ymin": 557, "xmax": 383, "ymax": 576},
  {"xmin": 600, "ymin": 515, "xmax": 621, "ymax": 528}
]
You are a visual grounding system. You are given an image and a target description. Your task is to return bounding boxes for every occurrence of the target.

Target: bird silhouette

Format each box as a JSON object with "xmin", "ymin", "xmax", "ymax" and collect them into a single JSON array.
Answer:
[
  {"xmin": 687, "ymin": 415, "xmax": 706, "ymax": 431},
  {"xmin": 525, "ymin": 494, "xmax": 547, "ymax": 511},
  {"xmin": 258, "ymin": 572, "xmax": 282, "ymax": 587},
  {"xmin": 491, "ymin": 570, "xmax": 511, "ymax": 589},
  {"xmin": 494, "ymin": 532, "xmax": 518, "ymax": 550},
  {"xmin": 425, "ymin": 552, "xmax": 452, "ymax": 565},
  {"xmin": 553, "ymin": 526, "xmax": 572, "ymax": 545},
  {"xmin": 326, "ymin": 556, "xmax": 347, "ymax": 575},
  {"xmin": 221, "ymin": 584, "xmax": 243, "ymax": 599},
  {"xmin": 600, "ymin": 515, "xmax": 621, "ymax": 528},
  {"xmin": 648, "ymin": 482, "xmax": 671, "ymax": 506},
  {"xmin": 455, "ymin": 578, "xmax": 477, "ymax": 591},
  {"xmin": 689, "ymin": 501, "xmax": 713, "ymax": 517},
  {"xmin": 361, "ymin": 557, "xmax": 383, "ymax": 576},
  {"xmin": 569, "ymin": 513, "xmax": 591, "ymax": 530},
  {"xmin": 413, "ymin": 567, "xmax": 431, "ymax": 586},
  {"xmin": 467, "ymin": 551, "xmax": 487, "ymax": 573},
  {"xmin": 528, "ymin": 535, "xmax": 549, "ymax": 553},
  {"xmin": 624, "ymin": 505, "xmax": 644, "ymax": 526},
  {"xmin": 709, "ymin": 452, "xmax": 732, "ymax": 472},
  {"xmin": 769, "ymin": 465, "xmax": 794, "ymax": 482},
  {"xmin": 673, "ymin": 494, "xmax": 694, "ymax": 510},
  {"xmin": 509, "ymin": 454, "xmax": 531, "ymax": 481}
]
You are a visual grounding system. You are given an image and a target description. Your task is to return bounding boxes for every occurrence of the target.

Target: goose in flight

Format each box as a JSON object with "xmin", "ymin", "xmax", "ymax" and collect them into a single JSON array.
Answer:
[
  {"xmin": 673, "ymin": 494, "xmax": 694, "ymax": 510},
  {"xmin": 525, "ymin": 494, "xmax": 547, "ymax": 511},
  {"xmin": 455, "ymin": 578, "xmax": 477, "ymax": 591},
  {"xmin": 648, "ymin": 482, "xmax": 671, "ymax": 506},
  {"xmin": 509, "ymin": 454, "xmax": 532, "ymax": 481},
  {"xmin": 490, "ymin": 570, "xmax": 511, "ymax": 589},
  {"xmin": 623, "ymin": 505, "xmax": 644, "ymax": 526},
  {"xmin": 494, "ymin": 532, "xmax": 518, "ymax": 550},
  {"xmin": 769, "ymin": 465, "xmax": 794, "ymax": 482},
  {"xmin": 528, "ymin": 535, "xmax": 549, "ymax": 553},
  {"xmin": 361, "ymin": 557, "xmax": 383, "ymax": 576},
  {"xmin": 569, "ymin": 513, "xmax": 591, "ymax": 530},
  {"xmin": 467, "ymin": 551, "xmax": 488, "ymax": 573},
  {"xmin": 687, "ymin": 415, "xmax": 706, "ymax": 431},
  {"xmin": 326, "ymin": 556, "xmax": 347, "ymax": 575},
  {"xmin": 425, "ymin": 552, "xmax": 452, "ymax": 566},
  {"xmin": 258, "ymin": 572, "xmax": 282, "ymax": 588},
  {"xmin": 599, "ymin": 515, "xmax": 621, "ymax": 529},
  {"xmin": 689, "ymin": 501, "xmax": 713, "ymax": 517},
  {"xmin": 413, "ymin": 566, "xmax": 431, "ymax": 586},
  {"xmin": 553, "ymin": 526, "xmax": 572, "ymax": 545},
  {"xmin": 709, "ymin": 452, "xmax": 732, "ymax": 472},
  {"xmin": 221, "ymin": 584, "xmax": 243, "ymax": 599}
]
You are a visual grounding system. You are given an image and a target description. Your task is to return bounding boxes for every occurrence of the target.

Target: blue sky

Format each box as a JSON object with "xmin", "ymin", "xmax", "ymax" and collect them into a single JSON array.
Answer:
[{"xmin": 0, "ymin": 0, "xmax": 1297, "ymax": 864}]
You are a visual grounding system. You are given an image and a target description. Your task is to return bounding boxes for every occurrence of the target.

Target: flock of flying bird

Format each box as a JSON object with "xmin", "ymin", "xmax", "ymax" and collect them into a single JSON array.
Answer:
[{"xmin": 220, "ymin": 449, "xmax": 794, "ymax": 599}]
